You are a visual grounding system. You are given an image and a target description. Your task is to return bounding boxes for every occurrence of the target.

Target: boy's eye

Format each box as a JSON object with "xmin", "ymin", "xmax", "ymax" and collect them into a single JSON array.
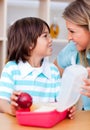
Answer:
[
  {"xmin": 44, "ymin": 34, "xmax": 48, "ymax": 37},
  {"xmin": 43, "ymin": 33, "xmax": 51, "ymax": 38},
  {"xmin": 41, "ymin": 32, "xmax": 50, "ymax": 38}
]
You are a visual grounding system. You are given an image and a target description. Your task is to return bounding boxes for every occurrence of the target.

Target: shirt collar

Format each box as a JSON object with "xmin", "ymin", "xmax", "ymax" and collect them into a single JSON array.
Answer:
[{"xmin": 18, "ymin": 58, "xmax": 51, "ymax": 79}]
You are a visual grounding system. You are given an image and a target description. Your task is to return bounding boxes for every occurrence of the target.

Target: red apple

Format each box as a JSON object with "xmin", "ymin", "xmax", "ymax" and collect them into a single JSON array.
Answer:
[{"xmin": 17, "ymin": 92, "xmax": 32, "ymax": 109}]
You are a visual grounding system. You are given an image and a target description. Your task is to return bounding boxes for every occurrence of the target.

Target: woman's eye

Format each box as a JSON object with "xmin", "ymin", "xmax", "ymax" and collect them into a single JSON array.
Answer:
[{"xmin": 69, "ymin": 30, "xmax": 75, "ymax": 33}]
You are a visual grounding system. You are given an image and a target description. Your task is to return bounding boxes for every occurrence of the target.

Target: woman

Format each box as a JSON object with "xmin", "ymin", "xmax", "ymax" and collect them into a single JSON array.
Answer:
[{"xmin": 54, "ymin": 0, "xmax": 90, "ymax": 110}]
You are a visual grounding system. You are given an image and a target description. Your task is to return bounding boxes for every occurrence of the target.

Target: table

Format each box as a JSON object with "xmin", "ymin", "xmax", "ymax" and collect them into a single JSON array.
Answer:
[{"xmin": 0, "ymin": 111, "xmax": 90, "ymax": 130}]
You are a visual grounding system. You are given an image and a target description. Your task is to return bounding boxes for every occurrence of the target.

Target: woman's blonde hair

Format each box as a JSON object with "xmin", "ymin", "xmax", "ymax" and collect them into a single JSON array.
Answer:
[
  {"xmin": 63, "ymin": 0, "xmax": 90, "ymax": 67},
  {"xmin": 63, "ymin": 0, "xmax": 90, "ymax": 31}
]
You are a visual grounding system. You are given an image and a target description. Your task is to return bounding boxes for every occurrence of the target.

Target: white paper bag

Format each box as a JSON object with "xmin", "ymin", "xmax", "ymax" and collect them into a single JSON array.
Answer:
[{"xmin": 56, "ymin": 65, "xmax": 88, "ymax": 112}]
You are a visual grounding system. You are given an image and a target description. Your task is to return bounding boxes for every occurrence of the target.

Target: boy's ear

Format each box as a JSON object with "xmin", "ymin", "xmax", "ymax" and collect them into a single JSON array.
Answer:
[
  {"xmin": 29, "ymin": 46, "xmax": 33, "ymax": 50},
  {"xmin": 29, "ymin": 43, "xmax": 35, "ymax": 50}
]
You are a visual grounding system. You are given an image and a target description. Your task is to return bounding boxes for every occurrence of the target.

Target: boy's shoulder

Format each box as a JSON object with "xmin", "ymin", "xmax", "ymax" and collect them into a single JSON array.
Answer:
[
  {"xmin": 49, "ymin": 62, "xmax": 61, "ymax": 78},
  {"xmin": 1, "ymin": 61, "xmax": 19, "ymax": 76},
  {"xmin": 5, "ymin": 61, "xmax": 17, "ymax": 68},
  {"xmin": 49, "ymin": 62, "xmax": 60, "ymax": 72}
]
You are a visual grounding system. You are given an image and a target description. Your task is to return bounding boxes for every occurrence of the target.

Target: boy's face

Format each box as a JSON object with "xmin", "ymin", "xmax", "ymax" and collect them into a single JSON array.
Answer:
[{"xmin": 31, "ymin": 27, "xmax": 52, "ymax": 59}]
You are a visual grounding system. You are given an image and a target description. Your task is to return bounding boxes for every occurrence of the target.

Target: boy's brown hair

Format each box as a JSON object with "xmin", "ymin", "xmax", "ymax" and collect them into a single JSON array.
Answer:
[{"xmin": 7, "ymin": 17, "xmax": 50, "ymax": 63}]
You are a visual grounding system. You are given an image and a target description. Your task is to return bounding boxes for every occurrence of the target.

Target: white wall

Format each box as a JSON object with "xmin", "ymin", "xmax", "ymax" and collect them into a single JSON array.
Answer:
[{"xmin": 7, "ymin": 0, "xmax": 68, "ymax": 38}]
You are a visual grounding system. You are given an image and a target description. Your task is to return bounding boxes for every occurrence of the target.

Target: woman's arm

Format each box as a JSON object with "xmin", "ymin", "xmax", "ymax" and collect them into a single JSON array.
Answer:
[
  {"xmin": 80, "ymin": 67, "xmax": 90, "ymax": 97},
  {"xmin": 80, "ymin": 78, "xmax": 90, "ymax": 97}
]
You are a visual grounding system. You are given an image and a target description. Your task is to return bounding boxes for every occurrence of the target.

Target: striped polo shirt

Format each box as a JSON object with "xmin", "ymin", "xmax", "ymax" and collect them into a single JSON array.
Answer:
[{"xmin": 0, "ymin": 59, "xmax": 61, "ymax": 103}]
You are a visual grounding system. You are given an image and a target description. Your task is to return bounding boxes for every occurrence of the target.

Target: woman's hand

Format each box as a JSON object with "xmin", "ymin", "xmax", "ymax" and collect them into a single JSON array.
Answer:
[
  {"xmin": 80, "ymin": 67, "xmax": 90, "ymax": 98},
  {"xmin": 80, "ymin": 78, "xmax": 90, "ymax": 97},
  {"xmin": 67, "ymin": 105, "xmax": 76, "ymax": 119},
  {"xmin": 10, "ymin": 91, "xmax": 22, "ymax": 116}
]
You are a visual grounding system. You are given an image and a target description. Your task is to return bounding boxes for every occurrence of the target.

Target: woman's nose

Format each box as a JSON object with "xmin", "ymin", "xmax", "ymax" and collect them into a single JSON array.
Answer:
[{"xmin": 68, "ymin": 33, "xmax": 73, "ymax": 41}]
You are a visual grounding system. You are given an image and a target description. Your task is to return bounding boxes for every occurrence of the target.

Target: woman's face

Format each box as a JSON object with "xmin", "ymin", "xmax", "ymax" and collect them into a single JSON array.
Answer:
[{"xmin": 66, "ymin": 20, "xmax": 90, "ymax": 51}]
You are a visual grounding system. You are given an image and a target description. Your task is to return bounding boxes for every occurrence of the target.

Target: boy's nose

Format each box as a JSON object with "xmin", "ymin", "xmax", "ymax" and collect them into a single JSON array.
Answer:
[{"xmin": 49, "ymin": 35, "xmax": 52, "ymax": 43}]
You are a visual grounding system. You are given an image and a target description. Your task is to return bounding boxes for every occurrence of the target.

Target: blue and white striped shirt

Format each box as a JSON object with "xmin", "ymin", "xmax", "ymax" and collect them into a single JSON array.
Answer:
[{"xmin": 0, "ymin": 59, "xmax": 61, "ymax": 103}]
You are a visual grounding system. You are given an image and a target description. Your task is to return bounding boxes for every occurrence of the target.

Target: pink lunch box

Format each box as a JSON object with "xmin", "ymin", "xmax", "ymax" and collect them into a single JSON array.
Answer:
[{"xmin": 16, "ymin": 109, "xmax": 68, "ymax": 128}]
